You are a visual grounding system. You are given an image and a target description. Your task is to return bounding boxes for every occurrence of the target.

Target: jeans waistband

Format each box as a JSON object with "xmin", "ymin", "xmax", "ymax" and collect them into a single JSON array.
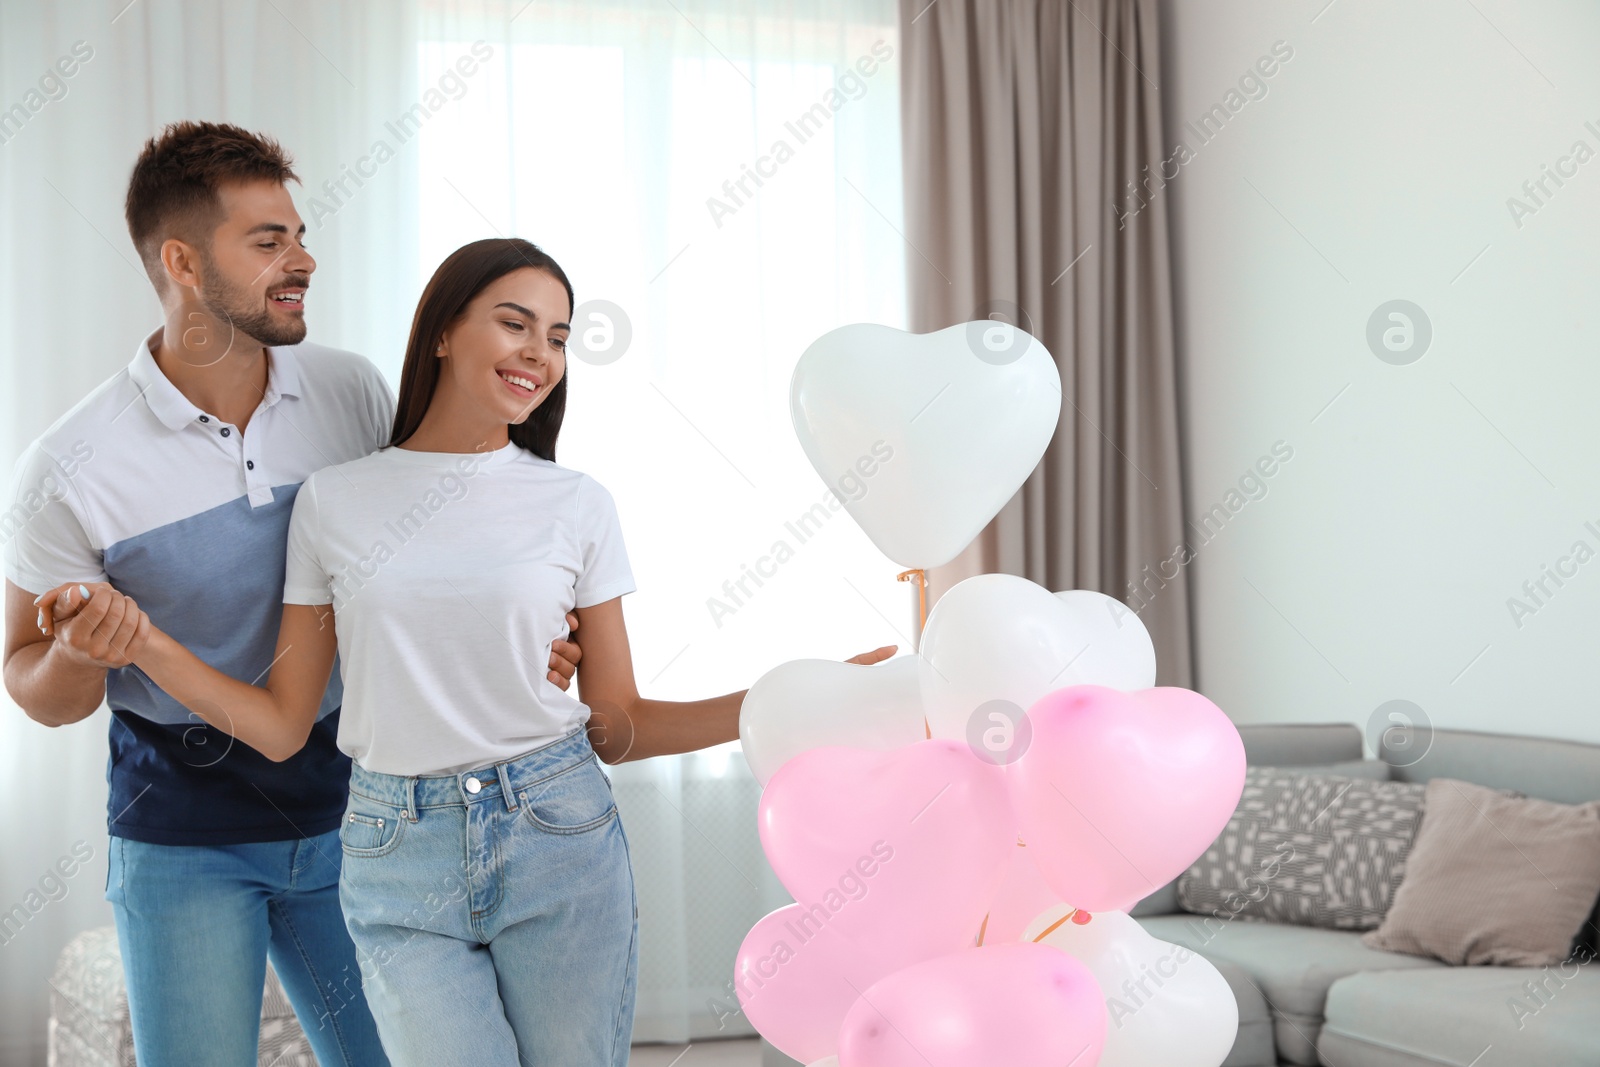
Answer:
[{"xmin": 346, "ymin": 728, "xmax": 597, "ymax": 816}]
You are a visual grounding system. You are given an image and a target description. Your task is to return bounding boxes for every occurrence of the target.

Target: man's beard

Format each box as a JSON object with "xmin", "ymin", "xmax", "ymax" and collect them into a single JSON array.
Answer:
[{"xmin": 197, "ymin": 257, "xmax": 307, "ymax": 348}]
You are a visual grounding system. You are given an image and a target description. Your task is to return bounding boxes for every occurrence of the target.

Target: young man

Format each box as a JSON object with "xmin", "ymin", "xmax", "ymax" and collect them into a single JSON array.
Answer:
[{"xmin": 1, "ymin": 122, "xmax": 585, "ymax": 1066}]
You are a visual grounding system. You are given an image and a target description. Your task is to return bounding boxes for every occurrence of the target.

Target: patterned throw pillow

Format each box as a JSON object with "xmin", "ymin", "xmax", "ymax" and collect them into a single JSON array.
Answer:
[{"xmin": 1176, "ymin": 768, "xmax": 1428, "ymax": 930}]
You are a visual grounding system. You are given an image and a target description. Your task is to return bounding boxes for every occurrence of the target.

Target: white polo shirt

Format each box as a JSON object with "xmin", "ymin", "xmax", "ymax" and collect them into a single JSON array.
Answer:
[
  {"xmin": 281, "ymin": 440, "xmax": 636, "ymax": 777},
  {"xmin": 2, "ymin": 327, "xmax": 394, "ymax": 844}
]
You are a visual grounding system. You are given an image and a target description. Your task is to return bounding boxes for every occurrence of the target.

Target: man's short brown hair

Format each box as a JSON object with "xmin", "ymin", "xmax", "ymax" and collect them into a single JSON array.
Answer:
[{"xmin": 124, "ymin": 121, "xmax": 300, "ymax": 293}]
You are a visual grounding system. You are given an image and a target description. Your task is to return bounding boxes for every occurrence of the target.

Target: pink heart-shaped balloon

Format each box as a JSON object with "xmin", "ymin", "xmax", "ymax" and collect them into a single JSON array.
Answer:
[
  {"xmin": 735, "ymin": 902, "xmax": 919, "ymax": 1064},
  {"xmin": 837, "ymin": 942, "xmax": 1107, "ymax": 1067},
  {"xmin": 1009, "ymin": 685, "xmax": 1246, "ymax": 912},
  {"xmin": 759, "ymin": 740, "xmax": 1014, "ymax": 957}
]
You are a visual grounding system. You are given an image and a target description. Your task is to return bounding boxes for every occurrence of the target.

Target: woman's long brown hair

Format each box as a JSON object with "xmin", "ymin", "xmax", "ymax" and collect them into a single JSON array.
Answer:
[{"xmin": 388, "ymin": 237, "xmax": 574, "ymax": 461}]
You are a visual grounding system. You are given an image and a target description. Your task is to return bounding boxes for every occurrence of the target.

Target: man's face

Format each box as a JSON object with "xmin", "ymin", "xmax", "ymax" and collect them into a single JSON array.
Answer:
[{"xmin": 190, "ymin": 179, "xmax": 315, "ymax": 349}]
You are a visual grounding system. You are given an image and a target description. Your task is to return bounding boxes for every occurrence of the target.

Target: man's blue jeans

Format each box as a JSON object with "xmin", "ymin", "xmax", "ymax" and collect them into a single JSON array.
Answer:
[{"xmin": 107, "ymin": 828, "xmax": 389, "ymax": 1066}]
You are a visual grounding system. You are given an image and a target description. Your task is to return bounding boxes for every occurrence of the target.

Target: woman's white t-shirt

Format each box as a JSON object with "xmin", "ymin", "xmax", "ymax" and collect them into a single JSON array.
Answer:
[{"xmin": 281, "ymin": 440, "xmax": 635, "ymax": 776}]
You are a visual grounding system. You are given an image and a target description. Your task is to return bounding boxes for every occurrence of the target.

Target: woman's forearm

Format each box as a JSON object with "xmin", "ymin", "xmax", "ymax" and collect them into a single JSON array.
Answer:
[
  {"xmin": 590, "ymin": 690, "xmax": 747, "ymax": 764},
  {"xmin": 136, "ymin": 628, "xmax": 301, "ymax": 760}
]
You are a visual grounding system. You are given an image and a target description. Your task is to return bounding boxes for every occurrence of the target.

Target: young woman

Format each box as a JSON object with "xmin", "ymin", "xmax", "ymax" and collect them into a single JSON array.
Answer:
[{"xmin": 39, "ymin": 237, "xmax": 895, "ymax": 1066}]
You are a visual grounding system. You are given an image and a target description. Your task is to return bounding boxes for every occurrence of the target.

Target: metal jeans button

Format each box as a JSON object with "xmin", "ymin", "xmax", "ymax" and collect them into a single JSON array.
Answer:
[{"xmin": 465, "ymin": 776, "xmax": 482, "ymax": 794}]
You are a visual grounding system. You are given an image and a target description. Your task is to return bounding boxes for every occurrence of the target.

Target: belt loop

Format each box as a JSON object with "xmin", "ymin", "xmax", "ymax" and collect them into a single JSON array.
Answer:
[
  {"xmin": 496, "ymin": 760, "xmax": 517, "ymax": 812},
  {"xmin": 404, "ymin": 776, "xmax": 418, "ymax": 822}
]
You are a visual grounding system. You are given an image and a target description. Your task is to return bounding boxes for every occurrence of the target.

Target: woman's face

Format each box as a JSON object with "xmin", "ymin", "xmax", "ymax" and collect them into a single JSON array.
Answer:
[{"xmin": 437, "ymin": 267, "xmax": 569, "ymax": 425}]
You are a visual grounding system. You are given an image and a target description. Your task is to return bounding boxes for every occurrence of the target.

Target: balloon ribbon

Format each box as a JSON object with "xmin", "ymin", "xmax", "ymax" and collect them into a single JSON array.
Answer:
[
  {"xmin": 896, "ymin": 568, "xmax": 930, "ymax": 737},
  {"xmin": 896, "ymin": 567, "xmax": 928, "ymax": 638},
  {"xmin": 1031, "ymin": 909, "xmax": 1093, "ymax": 941}
]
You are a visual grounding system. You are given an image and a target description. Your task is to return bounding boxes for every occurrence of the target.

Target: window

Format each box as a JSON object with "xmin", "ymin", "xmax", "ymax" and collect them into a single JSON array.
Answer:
[{"xmin": 417, "ymin": 5, "xmax": 910, "ymax": 761}]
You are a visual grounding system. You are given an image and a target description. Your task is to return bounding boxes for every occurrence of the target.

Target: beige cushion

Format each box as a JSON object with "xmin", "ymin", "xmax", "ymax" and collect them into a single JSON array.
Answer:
[{"xmin": 1361, "ymin": 778, "xmax": 1600, "ymax": 966}]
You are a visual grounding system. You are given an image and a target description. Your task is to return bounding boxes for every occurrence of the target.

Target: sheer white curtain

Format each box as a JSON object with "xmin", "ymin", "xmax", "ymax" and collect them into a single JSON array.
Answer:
[{"xmin": 1, "ymin": 0, "xmax": 904, "ymax": 1058}]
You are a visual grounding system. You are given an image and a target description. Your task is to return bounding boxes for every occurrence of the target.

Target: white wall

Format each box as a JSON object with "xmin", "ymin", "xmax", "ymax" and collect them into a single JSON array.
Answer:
[{"xmin": 1155, "ymin": 0, "xmax": 1600, "ymax": 746}]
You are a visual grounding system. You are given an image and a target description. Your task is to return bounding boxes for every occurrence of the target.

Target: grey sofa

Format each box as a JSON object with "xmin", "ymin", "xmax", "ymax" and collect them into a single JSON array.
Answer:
[
  {"xmin": 1129, "ymin": 722, "xmax": 1600, "ymax": 1067},
  {"xmin": 762, "ymin": 722, "xmax": 1600, "ymax": 1067}
]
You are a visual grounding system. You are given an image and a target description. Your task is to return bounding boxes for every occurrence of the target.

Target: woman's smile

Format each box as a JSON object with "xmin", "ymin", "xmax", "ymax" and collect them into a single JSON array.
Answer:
[{"xmin": 497, "ymin": 368, "xmax": 542, "ymax": 397}]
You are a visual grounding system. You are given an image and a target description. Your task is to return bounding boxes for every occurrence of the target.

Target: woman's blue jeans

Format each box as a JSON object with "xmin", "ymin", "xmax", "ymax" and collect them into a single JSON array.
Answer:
[{"xmin": 337, "ymin": 728, "xmax": 639, "ymax": 1066}]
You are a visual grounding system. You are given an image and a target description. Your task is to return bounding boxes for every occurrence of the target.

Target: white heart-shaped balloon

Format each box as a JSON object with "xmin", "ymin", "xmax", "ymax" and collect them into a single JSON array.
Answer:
[
  {"xmin": 738, "ymin": 657, "xmax": 927, "ymax": 786},
  {"xmin": 918, "ymin": 575, "xmax": 1156, "ymax": 742},
  {"xmin": 789, "ymin": 322, "xmax": 1061, "ymax": 569},
  {"xmin": 1025, "ymin": 907, "xmax": 1238, "ymax": 1067},
  {"xmin": 1051, "ymin": 589, "xmax": 1158, "ymax": 690}
]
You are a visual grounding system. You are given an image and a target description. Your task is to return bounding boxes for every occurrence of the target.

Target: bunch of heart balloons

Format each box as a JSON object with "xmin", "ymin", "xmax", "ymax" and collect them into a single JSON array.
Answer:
[{"xmin": 729, "ymin": 322, "xmax": 1250, "ymax": 1066}]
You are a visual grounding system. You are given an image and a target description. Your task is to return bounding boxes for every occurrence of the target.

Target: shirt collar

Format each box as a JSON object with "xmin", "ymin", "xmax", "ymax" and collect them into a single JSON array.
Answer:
[
  {"xmin": 263, "ymin": 341, "xmax": 303, "ymax": 406},
  {"xmin": 127, "ymin": 327, "xmax": 303, "ymax": 432}
]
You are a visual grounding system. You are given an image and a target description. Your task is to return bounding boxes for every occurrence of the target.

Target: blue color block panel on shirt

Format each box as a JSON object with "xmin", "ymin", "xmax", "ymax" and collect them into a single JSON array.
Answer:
[{"xmin": 101, "ymin": 482, "xmax": 342, "ymax": 727}]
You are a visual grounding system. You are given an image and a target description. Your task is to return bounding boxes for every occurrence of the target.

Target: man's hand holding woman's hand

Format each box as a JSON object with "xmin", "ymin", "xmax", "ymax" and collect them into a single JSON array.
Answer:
[{"xmin": 33, "ymin": 582, "xmax": 152, "ymax": 670}]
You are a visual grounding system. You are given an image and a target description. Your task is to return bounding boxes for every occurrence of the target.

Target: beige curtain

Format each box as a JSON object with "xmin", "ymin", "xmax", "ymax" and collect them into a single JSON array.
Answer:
[{"xmin": 898, "ymin": 0, "xmax": 1192, "ymax": 687}]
